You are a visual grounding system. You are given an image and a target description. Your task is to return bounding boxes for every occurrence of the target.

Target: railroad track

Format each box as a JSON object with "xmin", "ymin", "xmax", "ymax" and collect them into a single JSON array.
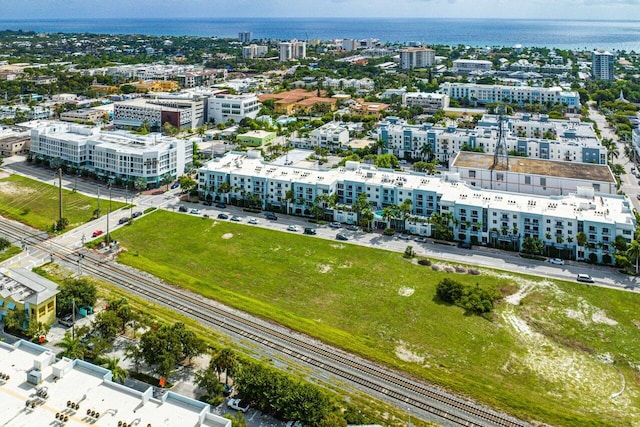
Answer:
[{"xmin": 0, "ymin": 221, "xmax": 528, "ymax": 427}]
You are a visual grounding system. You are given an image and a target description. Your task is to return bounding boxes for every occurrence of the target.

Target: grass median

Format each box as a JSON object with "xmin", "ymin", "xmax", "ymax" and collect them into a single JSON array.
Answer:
[{"xmin": 111, "ymin": 210, "xmax": 640, "ymax": 427}]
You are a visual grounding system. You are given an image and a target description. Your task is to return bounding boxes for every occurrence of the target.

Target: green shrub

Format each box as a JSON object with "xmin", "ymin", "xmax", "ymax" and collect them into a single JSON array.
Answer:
[
  {"xmin": 382, "ymin": 228, "xmax": 395, "ymax": 236},
  {"xmin": 436, "ymin": 279, "xmax": 500, "ymax": 315}
]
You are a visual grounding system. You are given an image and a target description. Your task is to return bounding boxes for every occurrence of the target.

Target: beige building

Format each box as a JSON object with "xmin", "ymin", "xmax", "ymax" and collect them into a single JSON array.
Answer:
[{"xmin": 0, "ymin": 127, "xmax": 30, "ymax": 156}]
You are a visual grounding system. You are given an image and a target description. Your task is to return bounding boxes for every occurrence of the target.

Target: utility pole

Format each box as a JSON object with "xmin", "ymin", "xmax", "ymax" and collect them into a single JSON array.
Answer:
[
  {"xmin": 97, "ymin": 187, "xmax": 101, "ymax": 218},
  {"xmin": 106, "ymin": 183, "xmax": 112, "ymax": 245},
  {"xmin": 58, "ymin": 168, "xmax": 63, "ymax": 223}
]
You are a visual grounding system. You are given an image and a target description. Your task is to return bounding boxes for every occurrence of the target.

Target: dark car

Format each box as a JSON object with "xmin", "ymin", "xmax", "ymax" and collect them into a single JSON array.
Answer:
[
  {"xmin": 215, "ymin": 203, "xmax": 227, "ymax": 208},
  {"xmin": 118, "ymin": 217, "xmax": 130, "ymax": 225},
  {"xmin": 132, "ymin": 211, "xmax": 142, "ymax": 218},
  {"xmin": 336, "ymin": 233, "xmax": 349, "ymax": 241},
  {"xmin": 457, "ymin": 242, "xmax": 472, "ymax": 249},
  {"xmin": 170, "ymin": 182, "xmax": 180, "ymax": 190},
  {"xmin": 217, "ymin": 213, "xmax": 229, "ymax": 220},
  {"xmin": 178, "ymin": 206, "xmax": 188, "ymax": 212},
  {"xmin": 264, "ymin": 212, "xmax": 278, "ymax": 220},
  {"xmin": 58, "ymin": 313, "xmax": 75, "ymax": 327},
  {"xmin": 303, "ymin": 227, "xmax": 316, "ymax": 235}
]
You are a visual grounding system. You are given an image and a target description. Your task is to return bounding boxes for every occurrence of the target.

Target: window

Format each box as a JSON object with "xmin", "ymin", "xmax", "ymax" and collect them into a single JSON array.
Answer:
[
  {"xmin": 540, "ymin": 177, "xmax": 546, "ymax": 186},
  {"xmin": 524, "ymin": 176, "xmax": 531, "ymax": 185},
  {"xmin": 496, "ymin": 173, "xmax": 504, "ymax": 181},
  {"xmin": 469, "ymin": 170, "xmax": 476, "ymax": 178},
  {"xmin": 593, "ymin": 183, "xmax": 600, "ymax": 192}
]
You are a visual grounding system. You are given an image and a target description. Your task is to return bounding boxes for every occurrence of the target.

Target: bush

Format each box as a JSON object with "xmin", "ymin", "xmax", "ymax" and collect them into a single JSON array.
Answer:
[
  {"xmin": 417, "ymin": 258, "xmax": 432, "ymax": 266},
  {"xmin": 143, "ymin": 207, "xmax": 157, "ymax": 214},
  {"xmin": 436, "ymin": 278, "xmax": 500, "ymax": 315},
  {"xmin": 382, "ymin": 228, "xmax": 395, "ymax": 236}
]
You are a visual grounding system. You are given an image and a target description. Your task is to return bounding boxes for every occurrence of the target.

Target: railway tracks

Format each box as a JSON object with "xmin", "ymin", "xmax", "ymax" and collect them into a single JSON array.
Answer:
[{"xmin": 0, "ymin": 221, "xmax": 529, "ymax": 427}]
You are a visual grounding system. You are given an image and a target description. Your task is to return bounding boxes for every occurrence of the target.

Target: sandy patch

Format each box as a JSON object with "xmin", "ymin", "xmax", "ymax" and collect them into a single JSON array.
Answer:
[
  {"xmin": 330, "ymin": 244, "xmax": 345, "ymax": 249},
  {"xmin": 592, "ymin": 310, "xmax": 618, "ymax": 326},
  {"xmin": 271, "ymin": 245, "xmax": 282, "ymax": 252},
  {"xmin": 564, "ymin": 300, "xmax": 618, "ymax": 326},
  {"xmin": 398, "ymin": 287, "xmax": 415, "ymax": 297},
  {"xmin": 0, "ymin": 181, "xmax": 36, "ymax": 196},
  {"xmin": 221, "ymin": 233, "xmax": 233, "ymax": 240},
  {"xmin": 395, "ymin": 343, "xmax": 425, "ymax": 364},
  {"xmin": 338, "ymin": 261, "xmax": 352, "ymax": 269},
  {"xmin": 317, "ymin": 264, "xmax": 332, "ymax": 274}
]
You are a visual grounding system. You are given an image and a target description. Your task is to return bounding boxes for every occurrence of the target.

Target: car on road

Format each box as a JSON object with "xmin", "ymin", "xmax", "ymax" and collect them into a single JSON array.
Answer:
[
  {"xmin": 132, "ymin": 211, "xmax": 142, "ymax": 219},
  {"xmin": 398, "ymin": 234, "xmax": 411, "ymax": 240},
  {"xmin": 346, "ymin": 225, "xmax": 359, "ymax": 231},
  {"xmin": 414, "ymin": 236, "xmax": 427, "ymax": 243},
  {"xmin": 231, "ymin": 215, "xmax": 242, "ymax": 222},
  {"xmin": 549, "ymin": 258, "xmax": 565, "ymax": 265},
  {"xmin": 170, "ymin": 182, "xmax": 180, "ymax": 190},
  {"xmin": 227, "ymin": 398, "xmax": 250, "ymax": 413},
  {"xmin": 217, "ymin": 213, "xmax": 229, "ymax": 220},
  {"xmin": 303, "ymin": 227, "xmax": 316, "ymax": 235},
  {"xmin": 190, "ymin": 209, "xmax": 201, "ymax": 215},
  {"xmin": 264, "ymin": 212, "xmax": 278, "ymax": 220},
  {"xmin": 287, "ymin": 225, "xmax": 299, "ymax": 232},
  {"xmin": 215, "ymin": 203, "xmax": 227, "ymax": 208},
  {"xmin": 58, "ymin": 313, "xmax": 75, "ymax": 327},
  {"xmin": 91, "ymin": 230, "xmax": 104, "ymax": 238},
  {"xmin": 178, "ymin": 206, "xmax": 188, "ymax": 212},
  {"xmin": 336, "ymin": 233, "xmax": 349, "ymax": 241},
  {"xmin": 247, "ymin": 218, "xmax": 259, "ymax": 225},
  {"xmin": 118, "ymin": 217, "xmax": 130, "ymax": 225},
  {"xmin": 328, "ymin": 221, "xmax": 341, "ymax": 228},
  {"xmin": 577, "ymin": 274, "xmax": 594, "ymax": 283},
  {"xmin": 457, "ymin": 242, "xmax": 472, "ymax": 249}
]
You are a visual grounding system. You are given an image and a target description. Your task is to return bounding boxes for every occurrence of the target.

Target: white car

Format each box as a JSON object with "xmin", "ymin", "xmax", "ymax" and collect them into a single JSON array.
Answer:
[
  {"xmin": 227, "ymin": 398, "xmax": 250, "ymax": 413},
  {"xmin": 286, "ymin": 225, "xmax": 299, "ymax": 232},
  {"xmin": 190, "ymin": 209, "xmax": 200, "ymax": 215},
  {"xmin": 549, "ymin": 258, "xmax": 565, "ymax": 265},
  {"xmin": 398, "ymin": 234, "xmax": 411, "ymax": 240},
  {"xmin": 247, "ymin": 218, "xmax": 259, "ymax": 225}
]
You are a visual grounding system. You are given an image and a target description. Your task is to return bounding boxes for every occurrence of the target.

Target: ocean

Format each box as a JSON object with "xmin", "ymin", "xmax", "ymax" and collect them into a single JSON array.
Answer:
[{"xmin": 1, "ymin": 18, "xmax": 640, "ymax": 51}]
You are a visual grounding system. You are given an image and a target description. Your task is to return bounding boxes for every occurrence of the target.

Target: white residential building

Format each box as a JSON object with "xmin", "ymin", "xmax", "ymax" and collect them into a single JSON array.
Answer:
[
  {"xmin": 440, "ymin": 82, "xmax": 581, "ymax": 109},
  {"xmin": 324, "ymin": 77, "xmax": 375, "ymax": 91},
  {"xmin": 242, "ymin": 44, "xmax": 269, "ymax": 59},
  {"xmin": 399, "ymin": 47, "xmax": 435, "ymax": 70},
  {"xmin": 279, "ymin": 40, "xmax": 306, "ymax": 62},
  {"xmin": 207, "ymin": 93, "xmax": 261, "ymax": 124},
  {"xmin": 402, "ymin": 92, "xmax": 450, "ymax": 112},
  {"xmin": 592, "ymin": 49, "xmax": 615, "ymax": 81},
  {"xmin": 309, "ymin": 122, "xmax": 350, "ymax": 151},
  {"xmin": 452, "ymin": 59, "xmax": 493, "ymax": 74},
  {"xmin": 27, "ymin": 121, "xmax": 193, "ymax": 188},
  {"xmin": 198, "ymin": 152, "xmax": 635, "ymax": 263}
]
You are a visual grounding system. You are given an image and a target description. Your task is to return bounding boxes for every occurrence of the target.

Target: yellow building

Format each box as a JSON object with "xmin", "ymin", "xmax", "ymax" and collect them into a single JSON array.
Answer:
[
  {"xmin": 131, "ymin": 80, "xmax": 180, "ymax": 93},
  {"xmin": 0, "ymin": 268, "xmax": 59, "ymax": 328}
]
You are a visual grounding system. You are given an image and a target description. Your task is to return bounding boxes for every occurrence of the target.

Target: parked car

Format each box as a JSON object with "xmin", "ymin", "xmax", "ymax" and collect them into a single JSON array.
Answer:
[
  {"xmin": 328, "ymin": 221, "xmax": 341, "ymax": 229},
  {"xmin": 303, "ymin": 227, "xmax": 316, "ymax": 235},
  {"xmin": 217, "ymin": 213, "xmax": 229, "ymax": 220},
  {"xmin": 178, "ymin": 206, "xmax": 188, "ymax": 212},
  {"xmin": 457, "ymin": 242, "xmax": 472, "ymax": 249},
  {"xmin": 336, "ymin": 233, "xmax": 349, "ymax": 241},
  {"xmin": 58, "ymin": 313, "xmax": 75, "ymax": 327},
  {"xmin": 118, "ymin": 217, "xmax": 129, "ymax": 225},
  {"xmin": 132, "ymin": 211, "xmax": 142, "ymax": 218},
  {"xmin": 91, "ymin": 230, "xmax": 104, "ymax": 238},
  {"xmin": 247, "ymin": 218, "xmax": 259, "ymax": 225},
  {"xmin": 549, "ymin": 258, "xmax": 565, "ymax": 265},
  {"xmin": 222, "ymin": 384, "xmax": 234, "ymax": 396},
  {"xmin": 346, "ymin": 225, "xmax": 359, "ymax": 231},
  {"xmin": 264, "ymin": 212, "xmax": 278, "ymax": 220},
  {"xmin": 190, "ymin": 209, "xmax": 201, "ymax": 215},
  {"xmin": 170, "ymin": 182, "xmax": 180, "ymax": 190},
  {"xmin": 215, "ymin": 203, "xmax": 227, "ymax": 208},
  {"xmin": 287, "ymin": 225, "xmax": 299, "ymax": 232},
  {"xmin": 577, "ymin": 274, "xmax": 594, "ymax": 283},
  {"xmin": 231, "ymin": 215, "xmax": 242, "ymax": 222},
  {"xmin": 398, "ymin": 234, "xmax": 411, "ymax": 240},
  {"xmin": 414, "ymin": 236, "xmax": 427, "ymax": 243},
  {"xmin": 227, "ymin": 398, "xmax": 250, "ymax": 413}
]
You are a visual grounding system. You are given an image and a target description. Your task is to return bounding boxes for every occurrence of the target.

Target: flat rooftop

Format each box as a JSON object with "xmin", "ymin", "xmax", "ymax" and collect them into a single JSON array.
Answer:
[
  {"xmin": 451, "ymin": 152, "xmax": 615, "ymax": 183},
  {"xmin": 0, "ymin": 340, "xmax": 230, "ymax": 427}
]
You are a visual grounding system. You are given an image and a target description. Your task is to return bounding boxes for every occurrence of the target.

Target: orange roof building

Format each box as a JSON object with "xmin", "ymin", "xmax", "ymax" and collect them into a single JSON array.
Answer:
[{"xmin": 259, "ymin": 89, "xmax": 336, "ymax": 115}]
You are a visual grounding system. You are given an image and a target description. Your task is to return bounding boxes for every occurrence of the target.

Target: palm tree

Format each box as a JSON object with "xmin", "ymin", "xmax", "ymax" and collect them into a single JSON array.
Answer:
[
  {"xmin": 56, "ymin": 333, "xmax": 85, "ymax": 360},
  {"xmin": 626, "ymin": 240, "xmax": 640, "ymax": 275},
  {"xmin": 419, "ymin": 143, "xmax": 434, "ymax": 161},
  {"xmin": 607, "ymin": 144, "xmax": 620, "ymax": 164},
  {"xmin": 381, "ymin": 205, "xmax": 397, "ymax": 229},
  {"xmin": 101, "ymin": 357, "xmax": 128, "ymax": 384},
  {"xmin": 212, "ymin": 348, "xmax": 237, "ymax": 385}
]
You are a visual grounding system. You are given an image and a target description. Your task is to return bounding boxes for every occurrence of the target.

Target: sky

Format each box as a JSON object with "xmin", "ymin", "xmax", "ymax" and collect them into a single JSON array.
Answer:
[{"xmin": 0, "ymin": 0, "xmax": 639, "ymax": 20}]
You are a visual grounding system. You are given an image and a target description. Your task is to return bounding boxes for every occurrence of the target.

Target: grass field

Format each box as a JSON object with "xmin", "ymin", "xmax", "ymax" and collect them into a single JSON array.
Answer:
[
  {"xmin": 0, "ymin": 174, "xmax": 127, "ymax": 232},
  {"xmin": 111, "ymin": 210, "xmax": 640, "ymax": 426},
  {"xmin": 0, "ymin": 245, "xmax": 21, "ymax": 263}
]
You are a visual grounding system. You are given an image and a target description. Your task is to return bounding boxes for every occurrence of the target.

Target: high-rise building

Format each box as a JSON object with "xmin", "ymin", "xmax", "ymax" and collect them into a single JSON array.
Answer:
[
  {"xmin": 592, "ymin": 49, "xmax": 615, "ymax": 81},
  {"xmin": 238, "ymin": 32, "xmax": 252, "ymax": 43},
  {"xmin": 278, "ymin": 40, "xmax": 306, "ymax": 62},
  {"xmin": 399, "ymin": 47, "xmax": 435, "ymax": 70}
]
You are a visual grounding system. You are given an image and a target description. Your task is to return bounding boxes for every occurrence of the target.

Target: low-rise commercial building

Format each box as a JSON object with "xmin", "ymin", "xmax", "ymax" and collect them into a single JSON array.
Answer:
[
  {"xmin": 207, "ymin": 93, "xmax": 260, "ymax": 124},
  {"xmin": 0, "ymin": 126, "xmax": 30, "ymax": 156},
  {"xmin": 59, "ymin": 108, "xmax": 106, "ymax": 123},
  {"xmin": 237, "ymin": 130, "xmax": 276, "ymax": 146},
  {"xmin": 113, "ymin": 94, "xmax": 205, "ymax": 130},
  {"xmin": 402, "ymin": 92, "xmax": 450, "ymax": 112},
  {"xmin": 0, "ymin": 268, "xmax": 59, "ymax": 328},
  {"xmin": 452, "ymin": 59, "xmax": 493, "ymax": 74}
]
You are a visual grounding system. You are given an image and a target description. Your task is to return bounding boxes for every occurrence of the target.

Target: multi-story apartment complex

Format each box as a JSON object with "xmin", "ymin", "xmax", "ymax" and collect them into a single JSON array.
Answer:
[
  {"xmin": 198, "ymin": 152, "xmax": 635, "ymax": 263},
  {"xmin": 113, "ymin": 94, "xmax": 205, "ymax": 130},
  {"xmin": 238, "ymin": 31, "xmax": 253, "ymax": 43},
  {"xmin": 440, "ymin": 82, "xmax": 581, "ymax": 109},
  {"xmin": 207, "ymin": 94, "xmax": 260, "ymax": 124},
  {"xmin": 278, "ymin": 40, "xmax": 306, "ymax": 62},
  {"xmin": 27, "ymin": 121, "xmax": 193, "ymax": 188},
  {"xmin": 377, "ymin": 114, "xmax": 606, "ymax": 164},
  {"xmin": 402, "ymin": 92, "xmax": 450, "ymax": 113},
  {"xmin": 399, "ymin": 47, "xmax": 435, "ymax": 70},
  {"xmin": 592, "ymin": 49, "xmax": 615, "ymax": 81},
  {"xmin": 242, "ymin": 44, "xmax": 269, "ymax": 59},
  {"xmin": 0, "ymin": 268, "xmax": 59, "ymax": 328},
  {"xmin": 309, "ymin": 122, "xmax": 350, "ymax": 151},
  {"xmin": 323, "ymin": 77, "xmax": 375, "ymax": 91},
  {"xmin": 451, "ymin": 59, "xmax": 493, "ymax": 74}
]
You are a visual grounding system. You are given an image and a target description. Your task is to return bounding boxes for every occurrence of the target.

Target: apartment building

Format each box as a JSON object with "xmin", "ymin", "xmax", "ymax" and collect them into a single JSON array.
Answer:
[
  {"xmin": 377, "ymin": 114, "xmax": 605, "ymax": 164},
  {"xmin": 440, "ymin": 82, "xmax": 581, "ymax": 109},
  {"xmin": 238, "ymin": 31, "xmax": 253, "ymax": 43},
  {"xmin": 207, "ymin": 93, "xmax": 260, "ymax": 124},
  {"xmin": 323, "ymin": 77, "xmax": 375, "ymax": 91},
  {"xmin": 27, "ymin": 121, "xmax": 192, "ymax": 188},
  {"xmin": 198, "ymin": 152, "xmax": 635, "ymax": 263},
  {"xmin": 399, "ymin": 47, "xmax": 435, "ymax": 70},
  {"xmin": 242, "ymin": 44, "xmax": 269, "ymax": 59},
  {"xmin": 402, "ymin": 92, "xmax": 450, "ymax": 113},
  {"xmin": 278, "ymin": 40, "xmax": 306, "ymax": 62},
  {"xmin": 592, "ymin": 49, "xmax": 615, "ymax": 81},
  {"xmin": 309, "ymin": 122, "xmax": 350, "ymax": 151},
  {"xmin": 0, "ymin": 268, "xmax": 59, "ymax": 328},
  {"xmin": 113, "ymin": 94, "xmax": 205, "ymax": 130},
  {"xmin": 452, "ymin": 59, "xmax": 493, "ymax": 74}
]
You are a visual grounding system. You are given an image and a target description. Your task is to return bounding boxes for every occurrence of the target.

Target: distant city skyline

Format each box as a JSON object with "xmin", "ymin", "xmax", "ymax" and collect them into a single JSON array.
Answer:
[{"xmin": 1, "ymin": 0, "xmax": 639, "ymax": 20}]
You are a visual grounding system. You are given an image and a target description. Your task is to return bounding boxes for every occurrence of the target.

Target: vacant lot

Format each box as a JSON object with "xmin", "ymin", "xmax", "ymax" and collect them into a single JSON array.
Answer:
[
  {"xmin": 0, "ymin": 174, "xmax": 126, "ymax": 232},
  {"xmin": 112, "ymin": 211, "xmax": 640, "ymax": 426}
]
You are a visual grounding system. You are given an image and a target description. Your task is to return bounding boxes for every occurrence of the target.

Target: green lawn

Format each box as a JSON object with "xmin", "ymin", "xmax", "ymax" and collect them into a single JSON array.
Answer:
[
  {"xmin": 0, "ymin": 174, "xmax": 127, "ymax": 232},
  {"xmin": 112, "ymin": 210, "xmax": 640, "ymax": 427},
  {"xmin": 0, "ymin": 245, "xmax": 21, "ymax": 263}
]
